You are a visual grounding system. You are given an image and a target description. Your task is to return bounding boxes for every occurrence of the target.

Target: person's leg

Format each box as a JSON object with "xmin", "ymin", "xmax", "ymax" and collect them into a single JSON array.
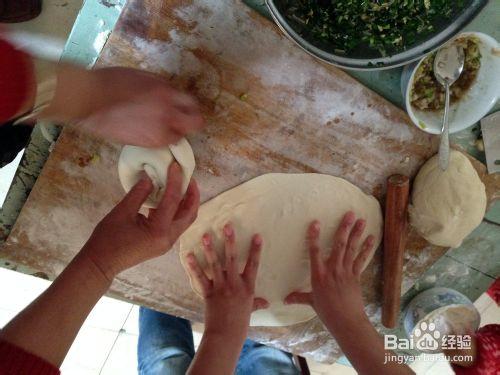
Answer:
[
  {"xmin": 236, "ymin": 339, "xmax": 300, "ymax": 375},
  {"xmin": 137, "ymin": 307, "xmax": 195, "ymax": 375}
]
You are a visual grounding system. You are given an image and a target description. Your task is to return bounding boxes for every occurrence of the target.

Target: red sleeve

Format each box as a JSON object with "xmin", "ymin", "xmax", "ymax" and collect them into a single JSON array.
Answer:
[
  {"xmin": 0, "ymin": 38, "xmax": 34, "ymax": 123},
  {"xmin": 452, "ymin": 324, "xmax": 500, "ymax": 375},
  {"xmin": 0, "ymin": 339, "xmax": 60, "ymax": 375},
  {"xmin": 487, "ymin": 278, "xmax": 499, "ymax": 305}
]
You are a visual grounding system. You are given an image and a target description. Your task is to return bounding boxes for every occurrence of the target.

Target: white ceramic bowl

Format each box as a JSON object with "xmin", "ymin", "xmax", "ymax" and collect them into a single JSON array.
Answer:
[{"xmin": 402, "ymin": 32, "xmax": 500, "ymax": 134}]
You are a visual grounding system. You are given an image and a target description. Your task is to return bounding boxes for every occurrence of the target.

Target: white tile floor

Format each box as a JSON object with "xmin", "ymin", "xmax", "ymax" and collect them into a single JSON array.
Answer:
[
  {"xmin": 0, "ymin": 267, "xmax": 138, "ymax": 374},
  {"xmin": 0, "ymin": 267, "xmax": 205, "ymax": 375},
  {"xmin": 0, "ymin": 266, "xmax": 498, "ymax": 374},
  {"xmin": 0, "ymin": 151, "xmax": 24, "ymax": 208}
]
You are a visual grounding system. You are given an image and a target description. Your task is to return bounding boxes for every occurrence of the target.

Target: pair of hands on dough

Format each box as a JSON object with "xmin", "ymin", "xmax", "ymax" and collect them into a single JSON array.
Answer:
[{"xmin": 185, "ymin": 211, "xmax": 377, "ymax": 341}]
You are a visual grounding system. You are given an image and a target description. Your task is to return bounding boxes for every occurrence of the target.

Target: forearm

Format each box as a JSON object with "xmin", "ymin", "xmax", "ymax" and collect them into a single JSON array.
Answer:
[
  {"xmin": 0, "ymin": 248, "xmax": 111, "ymax": 367},
  {"xmin": 39, "ymin": 63, "xmax": 99, "ymax": 123},
  {"xmin": 324, "ymin": 313, "xmax": 413, "ymax": 375},
  {"xmin": 188, "ymin": 332, "xmax": 246, "ymax": 375}
]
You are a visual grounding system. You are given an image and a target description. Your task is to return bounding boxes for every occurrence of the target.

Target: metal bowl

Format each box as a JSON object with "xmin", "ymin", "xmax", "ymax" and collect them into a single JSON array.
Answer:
[{"xmin": 266, "ymin": 0, "xmax": 488, "ymax": 70}]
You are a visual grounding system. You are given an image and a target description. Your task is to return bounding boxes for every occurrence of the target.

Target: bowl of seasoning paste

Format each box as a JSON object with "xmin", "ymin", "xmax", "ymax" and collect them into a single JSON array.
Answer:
[{"xmin": 403, "ymin": 32, "xmax": 500, "ymax": 134}]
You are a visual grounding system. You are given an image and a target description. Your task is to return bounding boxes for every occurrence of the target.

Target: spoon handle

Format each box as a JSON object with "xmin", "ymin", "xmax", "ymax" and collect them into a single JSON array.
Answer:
[{"xmin": 439, "ymin": 83, "xmax": 450, "ymax": 171}]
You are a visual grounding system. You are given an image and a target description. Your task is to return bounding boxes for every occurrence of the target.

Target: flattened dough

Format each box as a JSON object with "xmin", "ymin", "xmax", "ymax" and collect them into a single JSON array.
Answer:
[
  {"xmin": 409, "ymin": 150, "xmax": 486, "ymax": 248},
  {"xmin": 179, "ymin": 173, "xmax": 383, "ymax": 327},
  {"xmin": 118, "ymin": 139, "xmax": 195, "ymax": 208}
]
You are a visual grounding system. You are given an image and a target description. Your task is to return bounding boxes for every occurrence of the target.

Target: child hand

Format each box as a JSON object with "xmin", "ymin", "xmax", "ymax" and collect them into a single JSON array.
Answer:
[
  {"xmin": 186, "ymin": 223, "xmax": 268, "ymax": 340},
  {"xmin": 285, "ymin": 212, "xmax": 376, "ymax": 329}
]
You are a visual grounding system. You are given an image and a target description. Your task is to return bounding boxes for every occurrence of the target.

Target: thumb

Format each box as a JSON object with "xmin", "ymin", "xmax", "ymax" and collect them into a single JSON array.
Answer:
[
  {"xmin": 252, "ymin": 297, "xmax": 270, "ymax": 311},
  {"xmin": 284, "ymin": 292, "xmax": 313, "ymax": 306},
  {"xmin": 118, "ymin": 172, "xmax": 153, "ymax": 214}
]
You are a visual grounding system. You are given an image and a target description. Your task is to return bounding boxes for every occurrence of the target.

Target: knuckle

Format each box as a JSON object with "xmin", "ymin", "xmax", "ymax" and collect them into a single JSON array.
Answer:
[
  {"xmin": 147, "ymin": 136, "xmax": 163, "ymax": 147},
  {"xmin": 310, "ymin": 244, "xmax": 320, "ymax": 253},
  {"xmin": 337, "ymin": 240, "xmax": 347, "ymax": 249},
  {"xmin": 317, "ymin": 277, "xmax": 328, "ymax": 288},
  {"xmin": 167, "ymin": 189, "xmax": 182, "ymax": 202},
  {"xmin": 149, "ymin": 222, "xmax": 166, "ymax": 236}
]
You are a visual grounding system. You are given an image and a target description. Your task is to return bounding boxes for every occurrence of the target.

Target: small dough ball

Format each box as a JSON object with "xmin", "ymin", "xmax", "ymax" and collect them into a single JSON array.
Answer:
[
  {"xmin": 409, "ymin": 150, "xmax": 486, "ymax": 248},
  {"xmin": 118, "ymin": 138, "xmax": 195, "ymax": 208}
]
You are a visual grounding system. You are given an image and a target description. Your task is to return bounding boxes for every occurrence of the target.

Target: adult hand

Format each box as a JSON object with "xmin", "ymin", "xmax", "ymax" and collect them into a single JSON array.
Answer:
[
  {"xmin": 186, "ymin": 223, "xmax": 268, "ymax": 339},
  {"xmin": 81, "ymin": 163, "xmax": 200, "ymax": 281},
  {"xmin": 42, "ymin": 66, "xmax": 205, "ymax": 147},
  {"xmin": 285, "ymin": 211, "xmax": 376, "ymax": 328}
]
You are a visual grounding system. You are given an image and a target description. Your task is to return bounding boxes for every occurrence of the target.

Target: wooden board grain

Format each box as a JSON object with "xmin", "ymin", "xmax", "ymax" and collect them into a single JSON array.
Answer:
[{"xmin": 2, "ymin": 0, "xmax": 499, "ymax": 363}]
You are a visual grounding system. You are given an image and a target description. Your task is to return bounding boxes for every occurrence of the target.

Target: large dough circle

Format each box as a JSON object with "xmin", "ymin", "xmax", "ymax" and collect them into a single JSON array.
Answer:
[
  {"xmin": 179, "ymin": 173, "xmax": 383, "ymax": 327},
  {"xmin": 118, "ymin": 139, "xmax": 195, "ymax": 208},
  {"xmin": 409, "ymin": 150, "xmax": 486, "ymax": 248}
]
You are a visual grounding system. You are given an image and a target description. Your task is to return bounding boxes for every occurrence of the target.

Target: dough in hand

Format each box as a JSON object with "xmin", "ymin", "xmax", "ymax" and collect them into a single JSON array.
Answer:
[
  {"xmin": 179, "ymin": 173, "xmax": 383, "ymax": 327},
  {"xmin": 409, "ymin": 150, "xmax": 486, "ymax": 248},
  {"xmin": 118, "ymin": 139, "xmax": 195, "ymax": 208}
]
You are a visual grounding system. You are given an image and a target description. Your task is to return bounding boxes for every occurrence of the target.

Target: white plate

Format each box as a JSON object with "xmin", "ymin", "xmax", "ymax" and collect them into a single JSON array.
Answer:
[{"xmin": 402, "ymin": 32, "xmax": 500, "ymax": 134}]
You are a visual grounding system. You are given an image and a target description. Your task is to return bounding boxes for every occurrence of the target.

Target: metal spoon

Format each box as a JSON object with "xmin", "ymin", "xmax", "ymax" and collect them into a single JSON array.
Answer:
[{"xmin": 433, "ymin": 44, "xmax": 465, "ymax": 171}]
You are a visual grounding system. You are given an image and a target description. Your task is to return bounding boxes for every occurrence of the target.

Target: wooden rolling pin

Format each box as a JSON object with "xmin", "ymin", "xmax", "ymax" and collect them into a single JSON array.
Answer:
[{"xmin": 382, "ymin": 174, "xmax": 410, "ymax": 329}]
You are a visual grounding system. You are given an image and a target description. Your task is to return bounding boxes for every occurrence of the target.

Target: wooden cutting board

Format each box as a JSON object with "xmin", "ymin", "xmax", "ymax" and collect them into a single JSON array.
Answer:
[{"xmin": 2, "ymin": 0, "xmax": 499, "ymax": 363}]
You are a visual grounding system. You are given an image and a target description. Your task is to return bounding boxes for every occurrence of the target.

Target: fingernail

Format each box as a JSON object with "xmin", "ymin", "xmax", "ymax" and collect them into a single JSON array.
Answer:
[
  {"xmin": 253, "ymin": 234, "xmax": 262, "ymax": 246},
  {"xmin": 312, "ymin": 221, "xmax": 320, "ymax": 231},
  {"xmin": 170, "ymin": 162, "xmax": 181, "ymax": 173},
  {"xmin": 223, "ymin": 224, "xmax": 233, "ymax": 237},
  {"xmin": 345, "ymin": 211, "xmax": 355, "ymax": 225},
  {"xmin": 202, "ymin": 234, "xmax": 211, "ymax": 246}
]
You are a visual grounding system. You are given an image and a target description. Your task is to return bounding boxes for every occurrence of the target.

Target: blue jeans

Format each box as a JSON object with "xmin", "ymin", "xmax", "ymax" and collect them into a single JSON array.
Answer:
[{"xmin": 137, "ymin": 307, "xmax": 300, "ymax": 375}]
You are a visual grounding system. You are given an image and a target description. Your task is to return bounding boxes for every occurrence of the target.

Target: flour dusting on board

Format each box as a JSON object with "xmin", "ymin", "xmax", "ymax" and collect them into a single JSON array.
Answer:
[
  {"xmin": 170, "ymin": 0, "xmax": 412, "ymax": 138},
  {"xmin": 131, "ymin": 37, "xmax": 184, "ymax": 75}
]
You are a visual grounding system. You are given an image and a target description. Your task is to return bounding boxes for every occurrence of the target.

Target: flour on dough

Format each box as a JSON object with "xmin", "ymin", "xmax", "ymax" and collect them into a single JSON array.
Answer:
[
  {"xmin": 118, "ymin": 138, "xmax": 195, "ymax": 208},
  {"xmin": 409, "ymin": 150, "xmax": 486, "ymax": 248},
  {"xmin": 179, "ymin": 173, "xmax": 383, "ymax": 327}
]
